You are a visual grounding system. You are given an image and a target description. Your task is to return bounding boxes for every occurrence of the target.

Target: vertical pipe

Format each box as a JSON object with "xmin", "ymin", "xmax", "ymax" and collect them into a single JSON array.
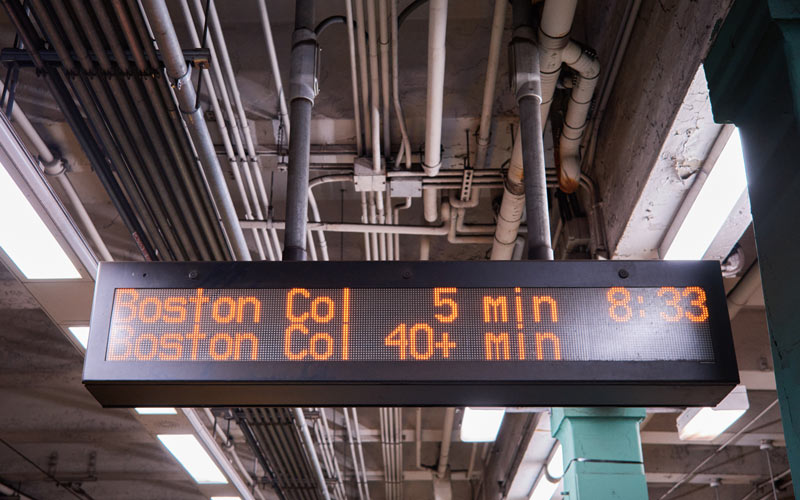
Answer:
[
  {"xmin": 474, "ymin": 0, "xmax": 507, "ymax": 170},
  {"xmin": 378, "ymin": 0, "xmax": 391, "ymax": 157},
  {"xmin": 422, "ymin": 0, "xmax": 448, "ymax": 222},
  {"xmin": 390, "ymin": 0, "xmax": 412, "ymax": 168},
  {"xmin": 345, "ymin": 0, "xmax": 363, "ymax": 154},
  {"xmin": 140, "ymin": 0, "xmax": 251, "ymax": 260},
  {"xmin": 355, "ymin": 0, "xmax": 371, "ymax": 153},
  {"xmin": 511, "ymin": 0, "xmax": 552, "ymax": 261},
  {"xmin": 283, "ymin": 0, "xmax": 317, "ymax": 261},
  {"xmin": 258, "ymin": 0, "xmax": 291, "ymax": 140},
  {"xmin": 437, "ymin": 407, "xmax": 455, "ymax": 478}
]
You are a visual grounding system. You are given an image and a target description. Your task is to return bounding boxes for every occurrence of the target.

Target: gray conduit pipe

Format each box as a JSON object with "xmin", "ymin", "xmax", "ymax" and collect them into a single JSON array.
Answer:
[
  {"xmin": 511, "ymin": 0, "xmax": 553, "ymax": 260},
  {"xmin": 283, "ymin": 0, "xmax": 317, "ymax": 261},
  {"xmin": 140, "ymin": 0, "xmax": 251, "ymax": 260},
  {"xmin": 437, "ymin": 407, "xmax": 455, "ymax": 478}
]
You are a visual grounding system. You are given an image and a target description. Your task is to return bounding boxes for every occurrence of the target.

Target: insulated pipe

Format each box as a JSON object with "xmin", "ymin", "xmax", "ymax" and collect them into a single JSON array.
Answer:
[
  {"xmin": 437, "ymin": 407, "xmax": 455, "ymax": 478},
  {"xmin": 559, "ymin": 40, "xmax": 599, "ymax": 192},
  {"xmin": 283, "ymin": 0, "xmax": 317, "ymax": 261},
  {"xmin": 141, "ymin": 0, "xmax": 251, "ymax": 260},
  {"xmin": 512, "ymin": 0, "xmax": 553, "ymax": 260},
  {"xmin": 474, "ymin": 0, "xmax": 507, "ymax": 170},
  {"xmin": 538, "ymin": 0, "xmax": 578, "ymax": 122},
  {"xmin": 491, "ymin": 132, "xmax": 525, "ymax": 261},
  {"xmin": 422, "ymin": 0, "xmax": 448, "ymax": 222},
  {"xmin": 2, "ymin": 82, "xmax": 113, "ymax": 261},
  {"xmin": 258, "ymin": 0, "xmax": 291, "ymax": 140}
]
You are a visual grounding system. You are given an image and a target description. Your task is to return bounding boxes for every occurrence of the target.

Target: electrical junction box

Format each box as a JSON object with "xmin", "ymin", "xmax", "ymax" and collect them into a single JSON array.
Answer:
[
  {"xmin": 389, "ymin": 178, "xmax": 422, "ymax": 198},
  {"xmin": 353, "ymin": 157, "xmax": 386, "ymax": 192}
]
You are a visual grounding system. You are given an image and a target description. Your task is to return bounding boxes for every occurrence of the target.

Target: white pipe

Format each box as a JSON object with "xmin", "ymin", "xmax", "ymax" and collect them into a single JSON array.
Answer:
[
  {"xmin": 474, "ymin": 0, "xmax": 507, "ymax": 170},
  {"xmin": 345, "ymin": 0, "xmax": 363, "ymax": 154},
  {"xmin": 205, "ymin": 0, "xmax": 287, "ymax": 253},
  {"xmin": 355, "ymin": 0, "xmax": 371, "ymax": 153},
  {"xmin": 538, "ymin": 0, "xmax": 578, "ymax": 123},
  {"xmin": 491, "ymin": 130, "xmax": 525, "ymax": 260},
  {"xmin": 728, "ymin": 264, "xmax": 761, "ymax": 320},
  {"xmin": 379, "ymin": 0, "xmax": 391, "ymax": 157},
  {"xmin": 258, "ymin": 0, "xmax": 290, "ymax": 138},
  {"xmin": 3, "ymin": 84, "xmax": 114, "ymax": 261},
  {"xmin": 352, "ymin": 409, "xmax": 372, "ymax": 500},
  {"xmin": 423, "ymin": 0, "xmax": 448, "ymax": 178},
  {"xmin": 181, "ymin": 0, "xmax": 273, "ymax": 260},
  {"xmin": 437, "ymin": 407, "xmax": 455, "ymax": 478},
  {"xmin": 559, "ymin": 40, "xmax": 599, "ymax": 192},
  {"xmin": 419, "ymin": 235, "xmax": 431, "ymax": 260},
  {"xmin": 422, "ymin": 0, "xmax": 448, "ymax": 223},
  {"xmin": 391, "ymin": 0, "xmax": 412, "ymax": 168},
  {"xmin": 366, "ymin": 0, "xmax": 388, "ymax": 258},
  {"xmin": 343, "ymin": 408, "xmax": 367, "ymax": 500},
  {"xmin": 415, "ymin": 407, "xmax": 423, "ymax": 469}
]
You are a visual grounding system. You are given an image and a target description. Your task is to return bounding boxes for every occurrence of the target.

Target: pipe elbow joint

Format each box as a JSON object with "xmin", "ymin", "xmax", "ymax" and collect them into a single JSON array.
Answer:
[
  {"xmin": 40, "ymin": 156, "xmax": 65, "ymax": 176},
  {"xmin": 558, "ymin": 153, "xmax": 581, "ymax": 194}
]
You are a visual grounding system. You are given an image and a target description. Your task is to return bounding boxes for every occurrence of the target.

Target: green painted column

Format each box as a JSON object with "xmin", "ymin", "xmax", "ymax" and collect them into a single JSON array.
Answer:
[
  {"xmin": 705, "ymin": 0, "xmax": 800, "ymax": 496},
  {"xmin": 550, "ymin": 408, "xmax": 647, "ymax": 500}
]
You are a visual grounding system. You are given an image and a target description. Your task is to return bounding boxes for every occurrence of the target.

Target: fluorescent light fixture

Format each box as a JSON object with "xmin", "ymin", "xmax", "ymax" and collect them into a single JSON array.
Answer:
[
  {"xmin": 67, "ymin": 326, "xmax": 90, "ymax": 349},
  {"xmin": 677, "ymin": 385, "xmax": 749, "ymax": 441},
  {"xmin": 157, "ymin": 434, "xmax": 228, "ymax": 484},
  {"xmin": 460, "ymin": 407, "xmax": 505, "ymax": 442},
  {"xmin": 135, "ymin": 407, "xmax": 177, "ymax": 415},
  {"xmin": 210, "ymin": 497, "xmax": 241, "ymax": 500},
  {"xmin": 0, "ymin": 162, "xmax": 80, "ymax": 279},
  {"xmin": 530, "ymin": 444, "xmax": 563, "ymax": 500},
  {"xmin": 664, "ymin": 129, "xmax": 748, "ymax": 260}
]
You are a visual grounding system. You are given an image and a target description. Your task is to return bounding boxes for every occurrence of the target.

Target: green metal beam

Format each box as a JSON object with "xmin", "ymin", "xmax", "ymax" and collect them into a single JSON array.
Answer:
[
  {"xmin": 551, "ymin": 408, "xmax": 647, "ymax": 499},
  {"xmin": 706, "ymin": 0, "xmax": 800, "ymax": 496}
]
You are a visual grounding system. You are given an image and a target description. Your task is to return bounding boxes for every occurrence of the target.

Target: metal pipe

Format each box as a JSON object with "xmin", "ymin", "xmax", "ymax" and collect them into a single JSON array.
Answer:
[
  {"xmin": 0, "ymin": 0, "xmax": 156, "ymax": 260},
  {"xmin": 140, "ymin": 0, "xmax": 251, "ymax": 260},
  {"xmin": 352, "ymin": 409, "xmax": 372, "ymax": 500},
  {"xmin": 379, "ymin": 0, "xmax": 391, "ymax": 157},
  {"xmin": 118, "ymin": 0, "xmax": 230, "ymax": 259},
  {"xmin": 475, "ymin": 0, "xmax": 507, "ymax": 170},
  {"xmin": 179, "ymin": 0, "xmax": 273, "ymax": 260},
  {"xmin": 391, "ymin": 0, "xmax": 412, "ymax": 168},
  {"xmin": 512, "ymin": 0, "xmax": 553, "ymax": 260},
  {"xmin": 416, "ymin": 408, "xmax": 423, "ymax": 469},
  {"xmin": 355, "ymin": 0, "xmax": 371, "ymax": 153},
  {"xmin": 258, "ymin": 0, "xmax": 291, "ymax": 140},
  {"xmin": 84, "ymin": 0, "xmax": 225, "ymax": 260},
  {"xmin": 283, "ymin": 0, "xmax": 317, "ymax": 261},
  {"xmin": 345, "ymin": 0, "xmax": 363, "ymax": 154},
  {"xmin": 422, "ymin": 0, "xmax": 448, "ymax": 222},
  {"xmin": 437, "ymin": 407, "xmax": 455, "ymax": 478},
  {"xmin": 57, "ymin": 0, "xmax": 207, "ymax": 260},
  {"xmin": 343, "ymin": 408, "xmax": 366, "ymax": 500}
]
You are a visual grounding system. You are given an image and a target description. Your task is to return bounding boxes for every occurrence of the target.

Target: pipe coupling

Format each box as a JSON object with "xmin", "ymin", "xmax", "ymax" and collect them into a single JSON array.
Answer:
[
  {"xmin": 289, "ymin": 28, "xmax": 319, "ymax": 103},
  {"xmin": 510, "ymin": 29, "xmax": 543, "ymax": 102},
  {"xmin": 40, "ymin": 156, "xmax": 65, "ymax": 176}
]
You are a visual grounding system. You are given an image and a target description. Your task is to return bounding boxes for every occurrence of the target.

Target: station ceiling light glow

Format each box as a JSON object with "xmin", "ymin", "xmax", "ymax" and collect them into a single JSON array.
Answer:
[
  {"xmin": 210, "ymin": 497, "xmax": 241, "ymax": 500},
  {"xmin": 136, "ymin": 408, "xmax": 177, "ymax": 415},
  {"xmin": 157, "ymin": 434, "xmax": 228, "ymax": 484},
  {"xmin": 67, "ymin": 326, "xmax": 90, "ymax": 349},
  {"xmin": 677, "ymin": 384, "xmax": 749, "ymax": 441},
  {"xmin": 0, "ymin": 162, "xmax": 80, "ymax": 279},
  {"xmin": 460, "ymin": 407, "xmax": 505, "ymax": 442},
  {"xmin": 663, "ymin": 129, "xmax": 748, "ymax": 260}
]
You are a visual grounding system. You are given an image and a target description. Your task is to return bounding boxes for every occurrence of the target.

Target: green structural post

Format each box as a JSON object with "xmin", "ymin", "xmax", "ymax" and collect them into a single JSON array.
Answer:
[
  {"xmin": 550, "ymin": 408, "xmax": 647, "ymax": 500},
  {"xmin": 705, "ymin": 0, "xmax": 800, "ymax": 496}
]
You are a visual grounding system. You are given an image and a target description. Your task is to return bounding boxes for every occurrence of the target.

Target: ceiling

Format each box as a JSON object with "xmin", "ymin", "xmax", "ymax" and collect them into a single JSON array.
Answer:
[{"xmin": 0, "ymin": 0, "xmax": 793, "ymax": 499}]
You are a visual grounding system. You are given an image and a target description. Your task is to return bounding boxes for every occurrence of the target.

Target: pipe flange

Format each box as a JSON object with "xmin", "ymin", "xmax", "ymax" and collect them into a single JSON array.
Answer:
[{"xmin": 40, "ymin": 156, "xmax": 65, "ymax": 176}]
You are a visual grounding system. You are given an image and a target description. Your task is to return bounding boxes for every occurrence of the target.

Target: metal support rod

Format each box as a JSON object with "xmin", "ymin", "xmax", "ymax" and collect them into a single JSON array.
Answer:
[
  {"xmin": 284, "ymin": 0, "xmax": 317, "ymax": 261},
  {"xmin": 140, "ymin": 0, "xmax": 251, "ymax": 260},
  {"xmin": 511, "ymin": 0, "xmax": 553, "ymax": 261}
]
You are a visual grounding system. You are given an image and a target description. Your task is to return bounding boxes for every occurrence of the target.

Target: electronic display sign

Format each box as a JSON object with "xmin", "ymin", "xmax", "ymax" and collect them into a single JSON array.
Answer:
[{"xmin": 83, "ymin": 261, "xmax": 738, "ymax": 407}]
